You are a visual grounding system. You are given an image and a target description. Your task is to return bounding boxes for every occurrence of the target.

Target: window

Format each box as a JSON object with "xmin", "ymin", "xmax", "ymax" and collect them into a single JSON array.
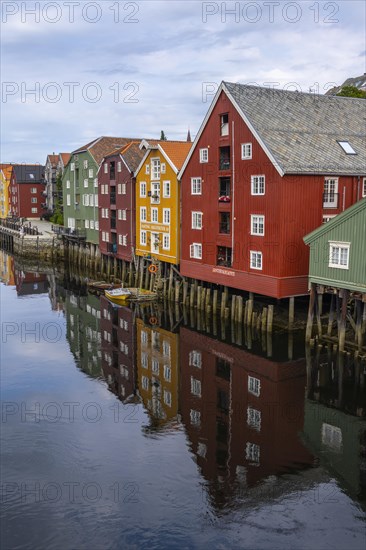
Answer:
[
  {"xmin": 217, "ymin": 245, "xmax": 232, "ymax": 266},
  {"xmin": 141, "ymin": 330, "xmax": 148, "ymax": 345},
  {"xmin": 119, "ymin": 235, "xmax": 128, "ymax": 246},
  {"xmin": 199, "ymin": 148, "xmax": 208, "ymax": 163},
  {"xmin": 163, "ymin": 234, "xmax": 170, "ymax": 250},
  {"xmin": 94, "ymin": 178, "xmax": 98, "ymax": 188},
  {"xmin": 140, "ymin": 182, "xmax": 146, "ymax": 197},
  {"xmin": 321, "ymin": 423, "xmax": 343, "ymax": 450},
  {"xmin": 145, "ymin": 164, "xmax": 150, "ymax": 175},
  {"xmin": 323, "ymin": 215, "xmax": 336, "ymax": 223},
  {"xmin": 192, "ymin": 211, "xmax": 202, "ymax": 230},
  {"xmin": 121, "ymin": 183, "xmax": 126, "ymax": 195},
  {"xmin": 162, "ymin": 341, "xmax": 171, "ymax": 357},
  {"xmin": 363, "ymin": 178, "xmax": 366, "ymax": 197},
  {"xmin": 251, "ymin": 215, "xmax": 265, "ymax": 235},
  {"xmin": 66, "ymin": 180, "xmax": 70, "ymax": 189},
  {"xmin": 337, "ymin": 141, "xmax": 357, "ymax": 155},
  {"xmin": 152, "ymin": 359, "xmax": 159, "ymax": 374},
  {"xmin": 219, "ymin": 177, "xmax": 230, "ymax": 200},
  {"xmin": 117, "ymin": 161, "xmax": 122, "ymax": 172},
  {"xmin": 190, "ymin": 377, "xmax": 201, "ymax": 397},
  {"xmin": 220, "ymin": 113, "xmax": 229, "ymax": 136},
  {"xmin": 247, "ymin": 407, "xmax": 261, "ymax": 431},
  {"xmin": 219, "ymin": 213, "xmax": 230, "ymax": 234},
  {"xmin": 190, "ymin": 409, "xmax": 201, "ymax": 426},
  {"xmin": 241, "ymin": 143, "xmax": 252, "ymax": 159},
  {"xmin": 251, "ymin": 175, "xmax": 265, "ymax": 195},
  {"xmin": 141, "ymin": 376, "xmax": 149, "ymax": 391},
  {"xmin": 85, "ymin": 219, "xmax": 89, "ymax": 229},
  {"xmin": 189, "ymin": 350, "xmax": 202, "ymax": 368},
  {"xmin": 248, "ymin": 376, "xmax": 260, "ymax": 396},
  {"xmin": 118, "ymin": 209, "xmax": 127, "ymax": 220},
  {"xmin": 90, "ymin": 220, "xmax": 95, "ymax": 229},
  {"xmin": 190, "ymin": 243, "xmax": 202, "ymax": 259},
  {"xmin": 163, "ymin": 208, "xmax": 170, "ymax": 225},
  {"xmin": 161, "ymin": 163, "xmax": 166, "ymax": 174},
  {"xmin": 151, "ymin": 208, "xmax": 158, "ymax": 222},
  {"xmin": 140, "ymin": 230, "xmax": 147, "ymax": 246},
  {"xmin": 84, "ymin": 179, "xmax": 88, "ymax": 188},
  {"xmin": 83, "ymin": 160, "xmax": 88, "ymax": 169},
  {"xmin": 164, "ymin": 390, "xmax": 172, "ymax": 407},
  {"xmin": 246, "ymin": 442, "xmax": 260, "ymax": 463},
  {"xmin": 140, "ymin": 207, "xmax": 147, "ymax": 221},
  {"xmin": 89, "ymin": 194, "xmax": 94, "ymax": 206},
  {"xmin": 104, "ymin": 163, "xmax": 108, "ymax": 174},
  {"xmin": 164, "ymin": 365, "xmax": 171, "ymax": 382},
  {"xmin": 151, "ymin": 182, "xmax": 160, "ymax": 203},
  {"xmin": 191, "ymin": 177, "xmax": 202, "ymax": 195},
  {"xmin": 89, "ymin": 169, "xmax": 93, "ymax": 178},
  {"xmin": 151, "ymin": 158, "xmax": 161, "ymax": 179},
  {"xmin": 31, "ymin": 197, "xmax": 37, "ymax": 204},
  {"xmin": 250, "ymin": 251, "xmax": 262, "ymax": 270},
  {"xmin": 94, "ymin": 194, "xmax": 98, "ymax": 207},
  {"xmin": 71, "ymin": 163, "xmax": 75, "ymax": 172},
  {"xmin": 219, "ymin": 146, "xmax": 230, "ymax": 170},
  {"xmin": 31, "ymin": 188, "xmax": 37, "ymax": 194},
  {"xmin": 163, "ymin": 181, "xmax": 170, "ymax": 198},
  {"xmin": 141, "ymin": 352, "xmax": 148, "ymax": 369},
  {"xmin": 66, "ymin": 194, "xmax": 71, "ymax": 206},
  {"xmin": 323, "ymin": 178, "xmax": 338, "ymax": 208},
  {"xmin": 329, "ymin": 241, "xmax": 350, "ymax": 269},
  {"xmin": 31, "ymin": 208, "xmax": 38, "ymax": 213}
]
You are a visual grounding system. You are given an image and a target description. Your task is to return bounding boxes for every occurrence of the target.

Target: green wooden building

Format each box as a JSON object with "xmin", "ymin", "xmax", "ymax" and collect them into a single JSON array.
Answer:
[
  {"xmin": 62, "ymin": 137, "xmax": 135, "ymax": 245},
  {"xmin": 303, "ymin": 198, "xmax": 366, "ymax": 348}
]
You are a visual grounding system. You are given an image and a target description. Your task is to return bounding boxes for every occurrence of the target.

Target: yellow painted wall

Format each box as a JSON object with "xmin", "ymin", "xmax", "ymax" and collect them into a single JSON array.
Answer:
[
  {"xmin": 136, "ymin": 318, "xmax": 179, "ymax": 426},
  {"xmin": 135, "ymin": 149, "xmax": 180, "ymax": 265},
  {"xmin": 0, "ymin": 169, "xmax": 10, "ymax": 219}
]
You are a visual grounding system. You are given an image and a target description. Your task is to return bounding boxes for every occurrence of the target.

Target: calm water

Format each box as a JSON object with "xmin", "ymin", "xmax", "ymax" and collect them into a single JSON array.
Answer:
[{"xmin": 1, "ymin": 252, "xmax": 365, "ymax": 550}]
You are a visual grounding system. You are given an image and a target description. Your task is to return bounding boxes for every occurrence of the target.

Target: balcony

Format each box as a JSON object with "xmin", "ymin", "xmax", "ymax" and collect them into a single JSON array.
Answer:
[
  {"xmin": 52, "ymin": 225, "xmax": 86, "ymax": 240},
  {"xmin": 107, "ymin": 243, "xmax": 117, "ymax": 254},
  {"xmin": 323, "ymin": 192, "xmax": 339, "ymax": 208},
  {"xmin": 110, "ymin": 192, "xmax": 116, "ymax": 205},
  {"xmin": 217, "ymin": 246, "xmax": 232, "ymax": 267},
  {"xmin": 150, "ymin": 193, "xmax": 160, "ymax": 205},
  {"xmin": 219, "ymin": 146, "xmax": 230, "ymax": 171},
  {"xmin": 110, "ymin": 217, "xmax": 117, "ymax": 230}
]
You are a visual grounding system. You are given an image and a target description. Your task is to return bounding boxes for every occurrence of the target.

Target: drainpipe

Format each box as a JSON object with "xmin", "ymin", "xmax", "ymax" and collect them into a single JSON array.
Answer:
[
  {"xmin": 231, "ymin": 120, "xmax": 235, "ymax": 265},
  {"xmin": 342, "ymin": 185, "xmax": 346, "ymax": 211}
]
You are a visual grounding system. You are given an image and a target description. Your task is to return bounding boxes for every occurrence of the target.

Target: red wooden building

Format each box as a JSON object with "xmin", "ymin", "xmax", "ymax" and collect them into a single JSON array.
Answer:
[
  {"xmin": 98, "ymin": 141, "xmax": 150, "ymax": 262},
  {"xmin": 179, "ymin": 82, "xmax": 366, "ymax": 298},
  {"xmin": 9, "ymin": 164, "xmax": 47, "ymax": 219}
]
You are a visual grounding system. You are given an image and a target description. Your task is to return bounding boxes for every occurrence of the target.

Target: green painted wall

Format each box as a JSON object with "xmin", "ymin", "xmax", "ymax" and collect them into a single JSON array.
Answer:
[
  {"xmin": 306, "ymin": 200, "xmax": 366, "ymax": 292},
  {"xmin": 62, "ymin": 150, "xmax": 100, "ymax": 244}
]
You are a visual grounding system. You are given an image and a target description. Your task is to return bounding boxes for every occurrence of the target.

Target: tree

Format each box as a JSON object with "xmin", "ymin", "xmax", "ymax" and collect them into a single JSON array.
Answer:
[
  {"xmin": 50, "ymin": 172, "xmax": 64, "ymax": 225},
  {"xmin": 337, "ymin": 85, "xmax": 366, "ymax": 98},
  {"xmin": 160, "ymin": 130, "xmax": 167, "ymax": 140}
]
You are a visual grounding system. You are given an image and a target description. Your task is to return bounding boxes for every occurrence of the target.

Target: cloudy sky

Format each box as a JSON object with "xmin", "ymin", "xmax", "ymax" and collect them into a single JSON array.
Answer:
[{"xmin": 1, "ymin": 0, "xmax": 365, "ymax": 163}]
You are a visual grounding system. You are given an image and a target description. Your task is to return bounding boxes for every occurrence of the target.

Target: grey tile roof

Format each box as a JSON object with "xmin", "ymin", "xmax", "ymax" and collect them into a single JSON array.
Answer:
[
  {"xmin": 223, "ymin": 82, "xmax": 366, "ymax": 175},
  {"xmin": 13, "ymin": 164, "xmax": 45, "ymax": 183}
]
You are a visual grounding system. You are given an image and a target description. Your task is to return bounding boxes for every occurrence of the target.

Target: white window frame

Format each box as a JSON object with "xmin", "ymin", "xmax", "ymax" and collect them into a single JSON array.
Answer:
[
  {"xmin": 241, "ymin": 143, "xmax": 252, "ymax": 159},
  {"xmin": 163, "ymin": 208, "xmax": 170, "ymax": 225},
  {"xmin": 140, "ymin": 230, "xmax": 147, "ymax": 246},
  {"xmin": 66, "ymin": 194, "xmax": 71, "ymax": 206},
  {"xmin": 151, "ymin": 208, "xmax": 158, "ymax": 223},
  {"xmin": 248, "ymin": 375, "xmax": 261, "ymax": 396},
  {"xmin": 140, "ymin": 182, "xmax": 146, "ymax": 198},
  {"xmin": 117, "ymin": 161, "xmax": 122, "ymax": 173},
  {"xmin": 329, "ymin": 241, "xmax": 350, "ymax": 270},
  {"xmin": 104, "ymin": 163, "xmax": 108, "ymax": 174},
  {"xmin": 199, "ymin": 148, "xmax": 208, "ymax": 163},
  {"xmin": 220, "ymin": 113, "xmax": 229, "ymax": 136},
  {"xmin": 192, "ymin": 211, "xmax": 203, "ymax": 230},
  {"xmin": 251, "ymin": 175, "xmax": 265, "ymax": 195},
  {"xmin": 140, "ymin": 206, "xmax": 147, "ymax": 221},
  {"xmin": 70, "ymin": 162, "xmax": 75, "ymax": 172},
  {"xmin": 90, "ymin": 220, "xmax": 95, "ymax": 229},
  {"xmin": 247, "ymin": 406, "xmax": 261, "ymax": 431},
  {"xmin": 31, "ymin": 207, "xmax": 38, "ymax": 214},
  {"xmin": 250, "ymin": 250, "xmax": 262, "ymax": 270},
  {"xmin": 190, "ymin": 243, "xmax": 202, "ymax": 259},
  {"xmin": 83, "ymin": 159, "xmax": 88, "ymax": 169},
  {"xmin": 88, "ymin": 169, "xmax": 93, "ymax": 178},
  {"xmin": 163, "ymin": 234, "xmax": 170, "ymax": 250},
  {"xmin": 190, "ymin": 376, "xmax": 201, "ymax": 397},
  {"xmin": 66, "ymin": 180, "xmax": 70, "ymax": 189},
  {"xmin": 362, "ymin": 177, "xmax": 366, "ymax": 198},
  {"xmin": 323, "ymin": 178, "xmax": 338, "ymax": 208},
  {"xmin": 163, "ymin": 181, "xmax": 170, "ymax": 198},
  {"xmin": 145, "ymin": 164, "xmax": 150, "ymax": 175},
  {"xmin": 151, "ymin": 158, "xmax": 161, "ymax": 180},
  {"xmin": 84, "ymin": 178, "xmax": 88, "ymax": 188},
  {"xmin": 250, "ymin": 214, "xmax": 265, "ymax": 236},
  {"xmin": 121, "ymin": 183, "xmax": 126, "ymax": 195},
  {"xmin": 191, "ymin": 177, "xmax": 202, "ymax": 195}
]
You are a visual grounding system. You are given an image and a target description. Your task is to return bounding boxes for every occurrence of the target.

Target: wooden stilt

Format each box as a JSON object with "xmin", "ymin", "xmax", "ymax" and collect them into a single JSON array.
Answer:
[{"xmin": 306, "ymin": 283, "xmax": 316, "ymax": 342}]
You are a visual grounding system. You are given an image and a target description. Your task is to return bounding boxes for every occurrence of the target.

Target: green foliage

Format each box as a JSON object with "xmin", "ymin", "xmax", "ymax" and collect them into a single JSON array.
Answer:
[
  {"xmin": 337, "ymin": 85, "xmax": 366, "ymax": 98},
  {"xmin": 160, "ymin": 130, "xmax": 167, "ymax": 140},
  {"xmin": 51, "ymin": 172, "xmax": 64, "ymax": 225}
]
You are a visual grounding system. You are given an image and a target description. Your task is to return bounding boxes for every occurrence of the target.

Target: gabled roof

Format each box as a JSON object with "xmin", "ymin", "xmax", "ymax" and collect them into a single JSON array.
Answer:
[
  {"xmin": 0, "ymin": 164, "xmax": 13, "ymax": 182},
  {"xmin": 12, "ymin": 164, "xmax": 44, "ymax": 184},
  {"xmin": 135, "ymin": 140, "xmax": 192, "ymax": 177},
  {"xmin": 46, "ymin": 154, "xmax": 59, "ymax": 167},
  {"xmin": 72, "ymin": 136, "xmax": 139, "ymax": 165},
  {"xmin": 303, "ymin": 198, "xmax": 366, "ymax": 244},
  {"xmin": 59, "ymin": 153, "xmax": 71, "ymax": 166},
  {"xmin": 120, "ymin": 142, "xmax": 147, "ymax": 173},
  {"xmin": 179, "ymin": 81, "xmax": 366, "ymax": 178}
]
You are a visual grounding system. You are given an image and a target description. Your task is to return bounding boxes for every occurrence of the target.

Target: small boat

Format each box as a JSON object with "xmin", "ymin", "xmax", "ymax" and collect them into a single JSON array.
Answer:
[
  {"xmin": 88, "ymin": 280, "xmax": 119, "ymax": 293},
  {"xmin": 105, "ymin": 288, "xmax": 132, "ymax": 305}
]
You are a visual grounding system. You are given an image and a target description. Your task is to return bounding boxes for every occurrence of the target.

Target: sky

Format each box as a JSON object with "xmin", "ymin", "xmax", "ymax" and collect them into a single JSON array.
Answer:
[{"xmin": 1, "ymin": 0, "xmax": 365, "ymax": 163}]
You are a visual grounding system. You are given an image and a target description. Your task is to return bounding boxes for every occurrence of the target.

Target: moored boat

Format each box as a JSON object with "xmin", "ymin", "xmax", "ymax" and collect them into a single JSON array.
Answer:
[{"xmin": 105, "ymin": 288, "xmax": 132, "ymax": 305}]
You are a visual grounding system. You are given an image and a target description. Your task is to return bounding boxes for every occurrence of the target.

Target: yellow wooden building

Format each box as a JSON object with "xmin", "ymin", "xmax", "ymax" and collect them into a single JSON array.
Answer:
[
  {"xmin": 135, "ymin": 141, "xmax": 192, "ymax": 265},
  {"xmin": 136, "ymin": 318, "xmax": 179, "ymax": 428},
  {"xmin": 0, "ymin": 164, "xmax": 13, "ymax": 219}
]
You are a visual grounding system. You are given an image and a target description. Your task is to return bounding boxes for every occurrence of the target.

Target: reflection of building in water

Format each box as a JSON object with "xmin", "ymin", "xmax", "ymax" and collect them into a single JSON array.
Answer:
[
  {"xmin": 303, "ymin": 402, "xmax": 366, "ymax": 501},
  {"xmin": 136, "ymin": 317, "xmax": 179, "ymax": 429},
  {"xmin": 14, "ymin": 268, "xmax": 48, "ymax": 296},
  {"xmin": 304, "ymin": 345, "xmax": 366, "ymax": 500},
  {"xmin": 0, "ymin": 251, "xmax": 15, "ymax": 286},
  {"xmin": 180, "ymin": 327, "xmax": 314, "ymax": 506},
  {"xmin": 64, "ymin": 292, "xmax": 101, "ymax": 378},
  {"xmin": 100, "ymin": 296, "xmax": 137, "ymax": 402}
]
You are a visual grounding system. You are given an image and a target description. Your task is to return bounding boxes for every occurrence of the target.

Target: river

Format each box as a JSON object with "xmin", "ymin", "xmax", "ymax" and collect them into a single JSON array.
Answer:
[{"xmin": 1, "ymin": 251, "xmax": 365, "ymax": 550}]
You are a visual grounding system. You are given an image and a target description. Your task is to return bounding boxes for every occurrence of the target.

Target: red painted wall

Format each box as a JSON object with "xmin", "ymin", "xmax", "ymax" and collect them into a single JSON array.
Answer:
[
  {"xmin": 180, "ymin": 91, "xmax": 364, "ymax": 298},
  {"xmin": 10, "ymin": 180, "xmax": 46, "ymax": 219},
  {"xmin": 99, "ymin": 154, "xmax": 135, "ymax": 262}
]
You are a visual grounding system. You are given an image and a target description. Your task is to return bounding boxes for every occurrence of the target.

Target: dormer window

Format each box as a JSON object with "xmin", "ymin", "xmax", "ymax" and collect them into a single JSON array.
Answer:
[
  {"xmin": 337, "ymin": 141, "xmax": 357, "ymax": 155},
  {"xmin": 151, "ymin": 158, "xmax": 160, "ymax": 179},
  {"xmin": 220, "ymin": 114, "xmax": 229, "ymax": 136}
]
